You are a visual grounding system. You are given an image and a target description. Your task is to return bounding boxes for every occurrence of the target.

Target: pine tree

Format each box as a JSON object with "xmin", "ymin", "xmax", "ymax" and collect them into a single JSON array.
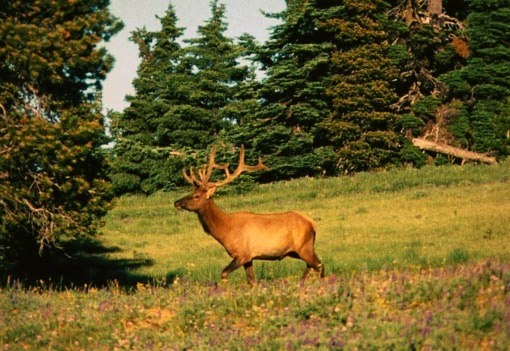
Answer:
[
  {"xmin": 110, "ymin": 4, "xmax": 187, "ymax": 194},
  {"xmin": 389, "ymin": 0, "xmax": 471, "ymax": 164},
  {"xmin": 240, "ymin": 0, "xmax": 339, "ymax": 180},
  {"xmin": 318, "ymin": 0, "xmax": 401, "ymax": 173},
  {"xmin": 0, "ymin": 0, "xmax": 122, "ymax": 270},
  {"xmin": 441, "ymin": 0, "xmax": 510, "ymax": 155},
  {"xmin": 111, "ymin": 0, "xmax": 255, "ymax": 194},
  {"xmin": 463, "ymin": 0, "xmax": 510, "ymax": 154},
  {"xmin": 178, "ymin": 0, "xmax": 255, "ymax": 146}
]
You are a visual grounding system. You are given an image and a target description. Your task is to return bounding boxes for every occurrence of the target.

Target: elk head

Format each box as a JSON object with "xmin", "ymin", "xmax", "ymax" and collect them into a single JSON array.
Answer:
[{"xmin": 174, "ymin": 145, "xmax": 268, "ymax": 212}]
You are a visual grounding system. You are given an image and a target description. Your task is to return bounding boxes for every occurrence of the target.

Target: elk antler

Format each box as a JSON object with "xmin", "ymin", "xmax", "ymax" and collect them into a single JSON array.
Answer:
[
  {"xmin": 182, "ymin": 145, "xmax": 268, "ymax": 189},
  {"xmin": 182, "ymin": 147, "xmax": 219, "ymax": 187}
]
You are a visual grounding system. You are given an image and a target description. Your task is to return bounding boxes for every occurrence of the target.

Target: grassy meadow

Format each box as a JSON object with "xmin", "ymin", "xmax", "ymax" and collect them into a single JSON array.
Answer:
[{"xmin": 1, "ymin": 161, "xmax": 510, "ymax": 350}]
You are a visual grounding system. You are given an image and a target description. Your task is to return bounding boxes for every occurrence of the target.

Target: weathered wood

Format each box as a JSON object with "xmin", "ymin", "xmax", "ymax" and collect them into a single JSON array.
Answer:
[
  {"xmin": 428, "ymin": 0, "xmax": 442, "ymax": 15},
  {"xmin": 412, "ymin": 138, "xmax": 497, "ymax": 165}
]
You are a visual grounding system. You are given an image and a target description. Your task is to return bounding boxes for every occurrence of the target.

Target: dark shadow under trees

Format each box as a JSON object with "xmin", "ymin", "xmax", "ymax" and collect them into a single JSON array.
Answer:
[{"xmin": 1, "ymin": 237, "xmax": 179, "ymax": 290}]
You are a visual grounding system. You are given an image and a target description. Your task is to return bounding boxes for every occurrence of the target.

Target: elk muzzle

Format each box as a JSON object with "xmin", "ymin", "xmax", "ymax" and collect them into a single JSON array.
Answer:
[{"xmin": 174, "ymin": 196, "xmax": 188, "ymax": 210}]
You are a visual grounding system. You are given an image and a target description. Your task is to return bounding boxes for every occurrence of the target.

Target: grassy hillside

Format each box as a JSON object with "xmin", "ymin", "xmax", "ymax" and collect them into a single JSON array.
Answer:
[
  {"xmin": 1, "ymin": 161, "xmax": 509, "ymax": 350},
  {"xmin": 100, "ymin": 161, "xmax": 510, "ymax": 283}
]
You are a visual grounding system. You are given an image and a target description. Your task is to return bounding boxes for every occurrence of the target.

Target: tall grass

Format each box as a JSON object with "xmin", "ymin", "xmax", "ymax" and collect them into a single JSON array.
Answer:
[
  {"xmin": 1, "ymin": 261, "xmax": 509, "ymax": 350},
  {"xmin": 1, "ymin": 161, "xmax": 509, "ymax": 350}
]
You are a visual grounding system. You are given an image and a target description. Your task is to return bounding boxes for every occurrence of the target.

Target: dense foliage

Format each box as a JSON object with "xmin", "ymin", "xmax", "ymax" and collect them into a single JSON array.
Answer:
[
  {"xmin": 0, "ymin": 0, "xmax": 122, "ymax": 271},
  {"xmin": 229, "ymin": 0, "xmax": 338, "ymax": 180},
  {"xmin": 110, "ymin": 1, "xmax": 256, "ymax": 193},
  {"xmin": 111, "ymin": 0, "xmax": 509, "ymax": 193},
  {"xmin": 441, "ymin": 0, "xmax": 510, "ymax": 155},
  {"xmin": 109, "ymin": 5, "xmax": 186, "ymax": 194},
  {"xmin": 318, "ymin": 0, "xmax": 401, "ymax": 173}
]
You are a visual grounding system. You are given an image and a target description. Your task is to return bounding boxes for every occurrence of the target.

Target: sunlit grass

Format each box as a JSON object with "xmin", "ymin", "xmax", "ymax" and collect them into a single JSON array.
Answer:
[
  {"xmin": 1, "ymin": 161, "xmax": 509, "ymax": 350},
  {"xmin": 101, "ymin": 161, "xmax": 510, "ymax": 282}
]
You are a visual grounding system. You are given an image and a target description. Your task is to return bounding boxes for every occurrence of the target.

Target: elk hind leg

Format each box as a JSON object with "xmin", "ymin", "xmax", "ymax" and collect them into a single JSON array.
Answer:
[
  {"xmin": 299, "ymin": 247, "xmax": 324, "ymax": 281},
  {"xmin": 243, "ymin": 261, "xmax": 256, "ymax": 286}
]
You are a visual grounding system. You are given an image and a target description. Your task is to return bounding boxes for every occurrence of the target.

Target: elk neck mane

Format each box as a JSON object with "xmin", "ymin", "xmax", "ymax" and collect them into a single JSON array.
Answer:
[{"xmin": 195, "ymin": 198, "xmax": 229, "ymax": 236}]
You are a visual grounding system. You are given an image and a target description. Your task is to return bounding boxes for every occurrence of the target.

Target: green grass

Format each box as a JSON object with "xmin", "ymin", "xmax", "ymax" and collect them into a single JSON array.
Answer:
[
  {"xmin": 99, "ymin": 161, "xmax": 510, "ymax": 282},
  {"xmin": 1, "ymin": 161, "xmax": 509, "ymax": 350}
]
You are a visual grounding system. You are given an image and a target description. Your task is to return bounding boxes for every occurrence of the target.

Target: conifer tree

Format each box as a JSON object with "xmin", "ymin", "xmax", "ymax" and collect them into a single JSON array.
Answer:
[
  {"xmin": 111, "ymin": 0, "xmax": 254, "ymax": 194},
  {"xmin": 389, "ymin": 0, "xmax": 470, "ymax": 164},
  {"xmin": 0, "ymin": 0, "xmax": 122, "ymax": 270},
  {"xmin": 240, "ymin": 0, "xmax": 338, "ymax": 180},
  {"xmin": 178, "ymin": 0, "xmax": 255, "ymax": 146},
  {"xmin": 239, "ymin": 0, "xmax": 408, "ymax": 178},
  {"xmin": 317, "ymin": 0, "xmax": 401, "ymax": 173},
  {"xmin": 441, "ymin": 0, "xmax": 510, "ymax": 155},
  {"xmin": 110, "ymin": 4, "xmax": 187, "ymax": 194}
]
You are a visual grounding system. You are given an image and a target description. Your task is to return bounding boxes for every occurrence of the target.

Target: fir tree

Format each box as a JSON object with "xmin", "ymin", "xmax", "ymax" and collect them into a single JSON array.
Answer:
[
  {"xmin": 178, "ymin": 0, "xmax": 254, "ymax": 146},
  {"xmin": 111, "ymin": 0, "xmax": 255, "ymax": 194},
  {"xmin": 441, "ymin": 0, "xmax": 510, "ymax": 155},
  {"xmin": 241, "ymin": 0, "xmax": 338, "ymax": 180},
  {"xmin": 318, "ymin": 0, "xmax": 401, "ymax": 173},
  {"xmin": 0, "ymin": 0, "xmax": 122, "ymax": 271},
  {"xmin": 110, "ymin": 4, "xmax": 187, "ymax": 194}
]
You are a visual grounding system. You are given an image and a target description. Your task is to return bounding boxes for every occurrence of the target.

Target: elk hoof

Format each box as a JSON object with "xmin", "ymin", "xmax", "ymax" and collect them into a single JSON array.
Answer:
[{"xmin": 317, "ymin": 263, "xmax": 325, "ymax": 278}]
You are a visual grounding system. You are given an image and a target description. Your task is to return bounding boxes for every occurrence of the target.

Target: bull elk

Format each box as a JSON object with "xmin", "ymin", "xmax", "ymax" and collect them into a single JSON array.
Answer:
[{"xmin": 174, "ymin": 145, "xmax": 324, "ymax": 285}]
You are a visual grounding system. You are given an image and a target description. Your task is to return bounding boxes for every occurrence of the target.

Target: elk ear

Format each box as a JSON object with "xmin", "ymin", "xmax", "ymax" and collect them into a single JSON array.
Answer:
[{"xmin": 206, "ymin": 187, "xmax": 216, "ymax": 199}]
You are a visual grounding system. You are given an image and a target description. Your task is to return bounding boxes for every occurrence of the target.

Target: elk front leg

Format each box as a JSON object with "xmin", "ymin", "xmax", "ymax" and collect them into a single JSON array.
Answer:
[{"xmin": 221, "ymin": 258, "xmax": 242, "ymax": 282}]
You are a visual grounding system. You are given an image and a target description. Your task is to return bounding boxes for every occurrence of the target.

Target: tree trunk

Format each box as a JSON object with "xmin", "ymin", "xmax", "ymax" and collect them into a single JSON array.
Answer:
[
  {"xmin": 428, "ymin": 0, "xmax": 442, "ymax": 15},
  {"xmin": 412, "ymin": 138, "xmax": 497, "ymax": 164}
]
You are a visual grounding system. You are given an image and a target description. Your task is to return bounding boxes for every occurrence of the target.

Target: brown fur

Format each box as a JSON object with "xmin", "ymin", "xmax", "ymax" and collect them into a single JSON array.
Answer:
[{"xmin": 175, "ymin": 188, "xmax": 324, "ymax": 285}]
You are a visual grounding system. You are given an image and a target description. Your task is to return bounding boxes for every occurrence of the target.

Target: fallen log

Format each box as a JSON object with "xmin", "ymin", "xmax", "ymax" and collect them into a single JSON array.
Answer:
[{"xmin": 412, "ymin": 138, "xmax": 497, "ymax": 165}]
